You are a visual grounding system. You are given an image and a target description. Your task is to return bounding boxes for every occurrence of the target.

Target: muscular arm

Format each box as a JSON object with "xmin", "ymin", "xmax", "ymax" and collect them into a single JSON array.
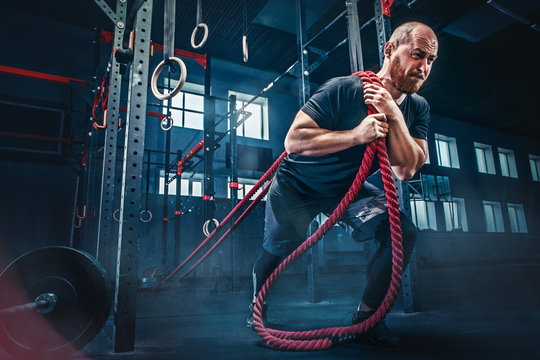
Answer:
[
  {"xmin": 363, "ymin": 83, "xmax": 428, "ymax": 180},
  {"xmin": 386, "ymin": 112, "xmax": 428, "ymax": 180},
  {"xmin": 284, "ymin": 110, "xmax": 389, "ymax": 157}
]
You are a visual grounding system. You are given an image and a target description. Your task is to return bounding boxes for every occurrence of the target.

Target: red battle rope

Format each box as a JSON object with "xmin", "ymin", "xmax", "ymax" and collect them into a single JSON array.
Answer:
[
  {"xmin": 157, "ymin": 151, "xmax": 287, "ymax": 287},
  {"xmin": 252, "ymin": 71, "xmax": 404, "ymax": 350}
]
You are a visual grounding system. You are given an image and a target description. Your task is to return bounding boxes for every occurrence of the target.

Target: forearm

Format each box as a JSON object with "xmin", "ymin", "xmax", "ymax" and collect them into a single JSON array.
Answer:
[
  {"xmin": 285, "ymin": 127, "xmax": 358, "ymax": 156},
  {"xmin": 386, "ymin": 114, "xmax": 426, "ymax": 179}
]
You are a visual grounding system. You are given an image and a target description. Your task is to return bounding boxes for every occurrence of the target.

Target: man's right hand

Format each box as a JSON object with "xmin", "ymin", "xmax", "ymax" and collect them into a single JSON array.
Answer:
[{"xmin": 353, "ymin": 113, "xmax": 389, "ymax": 145}]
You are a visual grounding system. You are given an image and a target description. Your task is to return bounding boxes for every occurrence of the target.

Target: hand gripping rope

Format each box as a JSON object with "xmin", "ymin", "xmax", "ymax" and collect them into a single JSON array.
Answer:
[{"xmin": 252, "ymin": 71, "xmax": 404, "ymax": 350}]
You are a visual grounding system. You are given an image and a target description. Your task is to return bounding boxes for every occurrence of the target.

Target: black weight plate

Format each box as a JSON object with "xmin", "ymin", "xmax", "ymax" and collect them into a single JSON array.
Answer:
[{"xmin": 0, "ymin": 246, "xmax": 111, "ymax": 359}]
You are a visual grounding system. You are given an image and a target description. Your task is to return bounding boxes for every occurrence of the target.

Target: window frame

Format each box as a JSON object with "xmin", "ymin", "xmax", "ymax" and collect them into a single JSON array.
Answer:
[
  {"xmin": 228, "ymin": 90, "xmax": 269, "ymax": 140},
  {"xmin": 434, "ymin": 133, "xmax": 460, "ymax": 169},
  {"xmin": 507, "ymin": 203, "xmax": 527, "ymax": 233},
  {"xmin": 162, "ymin": 81, "xmax": 205, "ymax": 130},
  {"xmin": 482, "ymin": 200, "xmax": 505, "ymax": 232},
  {"xmin": 497, "ymin": 147, "xmax": 518, "ymax": 178},
  {"xmin": 474, "ymin": 142, "xmax": 496, "ymax": 174},
  {"xmin": 529, "ymin": 154, "xmax": 540, "ymax": 181}
]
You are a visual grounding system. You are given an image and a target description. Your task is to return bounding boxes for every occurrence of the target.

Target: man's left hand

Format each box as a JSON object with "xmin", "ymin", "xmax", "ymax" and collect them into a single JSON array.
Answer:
[{"xmin": 363, "ymin": 83, "xmax": 401, "ymax": 119}]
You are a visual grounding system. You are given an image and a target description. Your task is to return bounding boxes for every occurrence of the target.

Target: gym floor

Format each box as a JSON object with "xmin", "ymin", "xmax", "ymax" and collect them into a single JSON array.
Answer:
[{"xmin": 72, "ymin": 265, "xmax": 540, "ymax": 360}]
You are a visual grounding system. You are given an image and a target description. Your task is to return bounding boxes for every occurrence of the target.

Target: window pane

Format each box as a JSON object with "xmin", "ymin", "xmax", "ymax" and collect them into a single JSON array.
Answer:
[
  {"xmin": 185, "ymin": 93, "xmax": 204, "ymax": 111},
  {"xmin": 437, "ymin": 140, "xmax": 451, "ymax": 167},
  {"xmin": 192, "ymin": 181, "xmax": 202, "ymax": 197},
  {"xmin": 180, "ymin": 179, "xmax": 190, "ymax": 196},
  {"xmin": 484, "ymin": 204, "xmax": 495, "ymax": 232},
  {"xmin": 475, "ymin": 147, "xmax": 487, "ymax": 173},
  {"xmin": 413, "ymin": 200, "xmax": 429, "ymax": 229},
  {"xmin": 508, "ymin": 206, "xmax": 518, "ymax": 233},
  {"xmin": 184, "ymin": 112, "xmax": 203, "ymax": 130},
  {"xmin": 244, "ymin": 103, "xmax": 262, "ymax": 139},
  {"xmin": 499, "ymin": 152, "xmax": 509, "ymax": 176},
  {"xmin": 530, "ymin": 158, "xmax": 539, "ymax": 181},
  {"xmin": 243, "ymin": 184, "xmax": 255, "ymax": 198}
]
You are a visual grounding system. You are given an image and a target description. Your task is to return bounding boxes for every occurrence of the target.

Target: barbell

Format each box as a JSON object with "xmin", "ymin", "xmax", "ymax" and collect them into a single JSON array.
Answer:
[{"xmin": 0, "ymin": 246, "xmax": 111, "ymax": 359}]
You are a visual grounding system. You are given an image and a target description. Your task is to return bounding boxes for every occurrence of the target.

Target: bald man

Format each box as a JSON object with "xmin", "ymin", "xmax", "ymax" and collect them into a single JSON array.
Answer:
[{"xmin": 248, "ymin": 22, "xmax": 438, "ymax": 347}]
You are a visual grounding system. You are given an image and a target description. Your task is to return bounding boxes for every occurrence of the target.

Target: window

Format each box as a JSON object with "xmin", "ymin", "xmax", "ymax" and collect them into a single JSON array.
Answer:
[
  {"xmin": 474, "ymin": 142, "xmax": 496, "ymax": 174},
  {"xmin": 442, "ymin": 198, "xmax": 468, "ymax": 231},
  {"xmin": 483, "ymin": 201, "xmax": 504, "ymax": 232},
  {"xmin": 228, "ymin": 91, "xmax": 269, "ymax": 140},
  {"xmin": 410, "ymin": 199, "xmax": 437, "ymax": 230},
  {"xmin": 158, "ymin": 171, "xmax": 202, "ymax": 197},
  {"xmin": 435, "ymin": 133, "xmax": 460, "ymax": 168},
  {"xmin": 498, "ymin": 148, "xmax": 518, "ymax": 178},
  {"xmin": 162, "ymin": 82, "xmax": 205, "ymax": 130},
  {"xmin": 529, "ymin": 154, "xmax": 540, "ymax": 181},
  {"xmin": 507, "ymin": 203, "xmax": 527, "ymax": 233},
  {"xmin": 228, "ymin": 177, "xmax": 267, "ymax": 201}
]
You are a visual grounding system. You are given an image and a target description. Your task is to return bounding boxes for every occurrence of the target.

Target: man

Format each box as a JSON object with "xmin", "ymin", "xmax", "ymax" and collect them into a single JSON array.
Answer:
[{"xmin": 247, "ymin": 22, "xmax": 438, "ymax": 346}]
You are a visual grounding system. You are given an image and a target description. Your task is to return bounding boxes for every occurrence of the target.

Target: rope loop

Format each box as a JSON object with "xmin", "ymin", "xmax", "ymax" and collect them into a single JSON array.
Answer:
[
  {"xmin": 160, "ymin": 116, "xmax": 174, "ymax": 131},
  {"xmin": 191, "ymin": 23, "xmax": 209, "ymax": 49},
  {"xmin": 140, "ymin": 209, "xmax": 153, "ymax": 223},
  {"xmin": 242, "ymin": 35, "xmax": 249, "ymax": 63},
  {"xmin": 150, "ymin": 57, "xmax": 187, "ymax": 101},
  {"xmin": 203, "ymin": 218, "xmax": 219, "ymax": 237}
]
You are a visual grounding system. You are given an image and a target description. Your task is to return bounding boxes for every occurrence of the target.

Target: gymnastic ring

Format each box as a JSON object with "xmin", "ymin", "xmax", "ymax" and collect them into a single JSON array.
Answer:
[
  {"xmin": 113, "ymin": 208, "xmax": 121, "ymax": 222},
  {"xmin": 242, "ymin": 35, "xmax": 248, "ymax": 63},
  {"xmin": 191, "ymin": 23, "xmax": 208, "ymax": 49},
  {"xmin": 140, "ymin": 209, "xmax": 153, "ymax": 223},
  {"xmin": 160, "ymin": 116, "xmax": 174, "ymax": 131},
  {"xmin": 150, "ymin": 57, "xmax": 187, "ymax": 101},
  {"xmin": 203, "ymin": 218, "xmax": 219, "ymax": 237}
]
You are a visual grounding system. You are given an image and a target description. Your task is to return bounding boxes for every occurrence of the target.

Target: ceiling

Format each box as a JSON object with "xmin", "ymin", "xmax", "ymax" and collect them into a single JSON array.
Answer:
[{"xmin": 2, "ymin": 0, "xmax": 540, "ymax": 141}]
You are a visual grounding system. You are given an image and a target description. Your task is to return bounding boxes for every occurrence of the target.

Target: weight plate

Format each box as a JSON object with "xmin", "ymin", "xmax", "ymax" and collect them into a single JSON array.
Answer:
[{"xmin": 0, "ymin": 246, "xmax": 111, "ymax": 359}]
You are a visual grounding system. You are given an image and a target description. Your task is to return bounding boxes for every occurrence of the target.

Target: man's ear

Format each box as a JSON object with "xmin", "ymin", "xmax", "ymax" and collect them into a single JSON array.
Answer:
[{"xmin": 384, "ymin": 42, "xmax": 395, "ymax": 58}]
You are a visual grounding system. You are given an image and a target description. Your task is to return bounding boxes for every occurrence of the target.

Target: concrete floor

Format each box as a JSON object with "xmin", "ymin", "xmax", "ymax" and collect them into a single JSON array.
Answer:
[{"xmin": 72, "ymin": 264, "xmax": 540, "ymax": 360}]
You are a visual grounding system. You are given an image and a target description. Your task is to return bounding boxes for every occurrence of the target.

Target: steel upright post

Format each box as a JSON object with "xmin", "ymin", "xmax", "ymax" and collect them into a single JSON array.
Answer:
[
  {"xmin": 295, "ymin": 0, "xmax": 310, "ymax": 108},
  {"xmin": 296, "ymin": 0, "xmax": 319, "ymax": 303},
  {"xmin": 229, "ymin": 95, "xmax": 240, "ymax": 292},
  {"xmin": 112, "ymin": 0, "xmax": 153, "ymax": 352},
  {"xmin": 345, "ymin": 0, "xmax": 364, "ymax": 72},
  {"xmin": 374, "ymin": 0, "xmax": 420, "ymax": 313},
  {"xmin": 203, "ymin": 57, "xmax": 216, "ymax": 275},
  {"xmin": 94, "ymin": 0, "xmax": 127, "ymax": 276}
]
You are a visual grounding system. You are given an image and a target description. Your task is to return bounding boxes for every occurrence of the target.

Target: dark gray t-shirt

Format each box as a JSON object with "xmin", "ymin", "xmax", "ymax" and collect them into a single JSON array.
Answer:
[{"xmin": 276, "ymin": 75, "xmax": 430, "ymax": 198}]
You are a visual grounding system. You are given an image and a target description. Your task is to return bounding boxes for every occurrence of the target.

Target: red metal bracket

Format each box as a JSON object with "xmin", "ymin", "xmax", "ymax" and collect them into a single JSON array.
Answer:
[
  {"xmin": 101, "ymin": 30, "xmax": 207, "ymax": 69},
  {"xmin": 381, "ymin": 0, "xmax": 395, "ymax": 17}
]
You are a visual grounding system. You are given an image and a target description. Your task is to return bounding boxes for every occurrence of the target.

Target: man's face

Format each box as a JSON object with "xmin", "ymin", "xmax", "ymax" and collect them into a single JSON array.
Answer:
[{"xmin": 389, "ymin": 28, "xmax": 438, "ymax": 94}]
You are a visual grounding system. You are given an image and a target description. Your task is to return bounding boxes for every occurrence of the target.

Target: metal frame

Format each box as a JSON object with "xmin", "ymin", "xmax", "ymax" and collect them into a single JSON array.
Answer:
[
  {"xmin": 94, "ymin": 0, "xmax": 127, "ymax": 276},
  {"xmin": 346, "ymin": 0, "xmax": 364, "ymax": 72},
  {"xmin": 229, "ymin": 95, "xmax": 241, "ymax": 292},
  {"xmin": 112, "ymin": 0, "xmax": 153, "ymax": 352}
]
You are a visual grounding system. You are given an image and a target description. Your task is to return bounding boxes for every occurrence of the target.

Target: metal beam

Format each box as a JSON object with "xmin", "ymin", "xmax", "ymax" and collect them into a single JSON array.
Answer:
[
  {"xmin": 113, "ymin": 0, "xmax": 153, "ymax": 352},
  {"xmin": 94, "ymin": 0, "xmax": 119, "ymax": 24},
  {"xmin": 295, "ymin": 0, "xmax": 310, "ymax": 107},
  {"xmin": 95, "ymin": 0, "xmax": 127, "ymax": 277},
  {"xmin": 229, "ymin": 95, "xmax": 240, "ymax": 292},
  {"xmin": 346, "ymin": 0, "xmax": 364, "ymax": 72}
]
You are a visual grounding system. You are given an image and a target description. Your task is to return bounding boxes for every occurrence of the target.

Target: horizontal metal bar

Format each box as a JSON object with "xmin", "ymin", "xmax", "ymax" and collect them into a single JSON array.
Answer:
[
  {"xmin": 0, "ymin": 65, "xmax": 88, "ymax": 86},
  {"xmin": 0, "ymin": 130, "xmax": 83, "ymax": 144}
]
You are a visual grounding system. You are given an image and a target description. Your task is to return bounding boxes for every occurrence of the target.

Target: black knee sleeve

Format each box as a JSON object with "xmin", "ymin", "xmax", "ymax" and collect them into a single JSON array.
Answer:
[{"xmin": 252, "ymin": 249, "xmax": 282, "ymax": 300}]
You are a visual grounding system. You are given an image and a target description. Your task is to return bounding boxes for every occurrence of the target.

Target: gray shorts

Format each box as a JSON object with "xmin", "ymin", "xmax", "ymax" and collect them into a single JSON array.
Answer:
[{"xmin": 263, "ymin": 176, "xmax": 389, "ymax": 257}]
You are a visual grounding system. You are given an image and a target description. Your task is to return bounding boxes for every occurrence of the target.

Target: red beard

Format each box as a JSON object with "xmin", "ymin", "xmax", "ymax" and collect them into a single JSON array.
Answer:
[{"xmin": 389, "ymin": 56, "xmax": 424, "ymax": 94}]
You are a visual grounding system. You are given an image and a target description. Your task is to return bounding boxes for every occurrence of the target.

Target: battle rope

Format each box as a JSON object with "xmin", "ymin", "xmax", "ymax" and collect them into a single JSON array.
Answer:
[
  {"xmin": 157, "ymin": 151, "xmax": 287, "ymax": 287},
  {"xmin": 252, "ymin": 71, "xmax": 404, "ymax": 350}
]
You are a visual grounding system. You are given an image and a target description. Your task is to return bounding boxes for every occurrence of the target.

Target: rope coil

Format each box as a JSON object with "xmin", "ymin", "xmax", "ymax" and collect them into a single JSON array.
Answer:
[{"xmin": 252, "ymin": 71, "xmax": 404, "ymax": 350}]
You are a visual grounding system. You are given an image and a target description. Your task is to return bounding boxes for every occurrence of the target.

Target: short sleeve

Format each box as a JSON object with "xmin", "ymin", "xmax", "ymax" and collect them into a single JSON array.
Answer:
[
  {"xmin": 300, "ymin": 78, "xmax": 340, "ymax": 129},
  {"xmin": 409, "ymin": 96, "xmax": 430, "ymax": 140}
]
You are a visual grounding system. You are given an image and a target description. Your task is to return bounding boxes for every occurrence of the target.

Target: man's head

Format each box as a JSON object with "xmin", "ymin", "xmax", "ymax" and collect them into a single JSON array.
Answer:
[{"xmin": 384, "ymin": 22, "xmax": 438, "ymax": 94}]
